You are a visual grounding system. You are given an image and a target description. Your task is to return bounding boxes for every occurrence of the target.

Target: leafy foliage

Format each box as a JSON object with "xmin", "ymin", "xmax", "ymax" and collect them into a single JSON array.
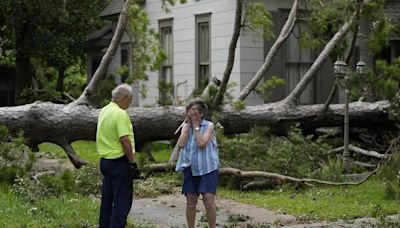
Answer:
[
  {"xmin": 0, "ymin": 0, "xmax": 107, "ymax": 95},
  {"xmin": 19, "ymin": 62, "xmax": 87, "ymax": 104},
  {"xmin": 158, "ymin": 79, "xmax": 174, "ymax": 106},
  {"xmin": 243, "ymin": 2, "xmax": 274, "ymax": 40},
  {"xmin": 300, "ymin": 0, "xmax": 389, "ymax": 59},
  {"xmin": 256, "ymin": 76, "xmax": 285, "ymax": 102},
  {"xmin": 219, "ymin": 125, "xmax": 332, "ymax": 178},
  {"xmin": 300, "ymin": 0, "xmax": 354, "ymax": 52},
  {"xmin": 126, "ymin": 3, "xmax": 166, "ymax": 84},
  {"xmin": 378, "ymin": 146, "xmax": 400, "ymax": 200},
  {"xmin": 75, "ymin": 164, "xmax": 102, "ymax": 196},
  {"xmin": 12, "ymin": 170, "xmax": 77, "ymax": 202},
  {"xmin": 0, "ymin": 126, "xmax": 33, "ymax": 183}
]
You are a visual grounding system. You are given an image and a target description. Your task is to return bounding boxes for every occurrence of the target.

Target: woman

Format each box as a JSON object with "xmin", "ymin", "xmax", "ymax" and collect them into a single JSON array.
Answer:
[{"xmin": 175, "ymin": 99, "xmax": 220, "ymax": 228}]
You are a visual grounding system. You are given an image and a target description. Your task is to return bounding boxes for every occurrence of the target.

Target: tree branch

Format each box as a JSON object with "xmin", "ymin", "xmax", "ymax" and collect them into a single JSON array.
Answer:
[
  {"xmin": 322, "ymin": 1, "xmax": 362, "ymax": 112},
  {"xmin": 283, "ymin": 0, "xmax": 370, "ymax": 106},
  {"xmin": 212, "ymin": 0, "xmax": 243, "ymax": 110},
  {"xmin": 74, "ymin": 0, "xmax": 133, "ymax": 106},
  {"xmin": 237, "ymin": 0, "xmax": 298, "ymax": 101}
]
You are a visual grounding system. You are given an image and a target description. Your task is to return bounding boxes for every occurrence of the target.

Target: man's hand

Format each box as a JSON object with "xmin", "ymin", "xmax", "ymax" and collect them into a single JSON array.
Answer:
[{"xmin": 131, "ymin": 162, "xmax": 141, "ymax": 179}]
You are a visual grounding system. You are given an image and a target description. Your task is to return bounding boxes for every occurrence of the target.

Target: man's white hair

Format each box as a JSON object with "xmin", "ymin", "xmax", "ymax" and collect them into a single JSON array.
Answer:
[{"xmin": 112, "ymin": 84, "xmax": 133, "ymax": 101}]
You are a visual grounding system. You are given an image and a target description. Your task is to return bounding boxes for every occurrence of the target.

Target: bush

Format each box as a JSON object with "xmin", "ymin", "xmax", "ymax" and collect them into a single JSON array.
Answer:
[
  {"xmin": 0, "ymin": 127, "xmax": 34, "ymax": 183},
  {"xmin": 12, "ymin": 171, "xmax": 78, "ymax": 202},
  {"xmin": 75, "ymin": 164, "xmax": 102, "ymax": 196},
  {"xmin": 219, "ymin": 125, "xmax": 332, "ymax": 178},
  {"xmin": 378, "ymin": 146, "xmax": 400, "ymax": 200}
]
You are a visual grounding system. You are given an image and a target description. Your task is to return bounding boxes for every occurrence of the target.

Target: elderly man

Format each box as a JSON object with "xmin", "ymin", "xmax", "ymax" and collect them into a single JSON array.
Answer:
[{"xmin": 96, "ymin": 83, "xmax": 138, "ymax": 228}]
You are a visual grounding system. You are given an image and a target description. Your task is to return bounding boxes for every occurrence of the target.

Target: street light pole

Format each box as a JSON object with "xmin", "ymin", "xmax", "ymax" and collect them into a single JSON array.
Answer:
[
  {"xmin": 333, "ymin": 59, "xmax": 366, "ymax": 173},
  {"xmin": 343, "ymin": 70, "xmax": 350, "ymax": 172}
]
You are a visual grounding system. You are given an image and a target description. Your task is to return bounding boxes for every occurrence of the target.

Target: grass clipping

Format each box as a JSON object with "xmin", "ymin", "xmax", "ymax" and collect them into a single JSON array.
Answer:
[{"xmin": 134, "ymin": 176, "xmax": 179, "ymax": 198}]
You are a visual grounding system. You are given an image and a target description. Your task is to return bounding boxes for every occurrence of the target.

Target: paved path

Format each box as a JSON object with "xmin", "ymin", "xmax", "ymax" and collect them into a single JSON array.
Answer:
[
  {"xmin": 129, "ymin": 191, "xmax": 296, "ymax": 227},
  {"xmin": 129, "ymin": 192, "xmax": 400, "ymax": 227}
]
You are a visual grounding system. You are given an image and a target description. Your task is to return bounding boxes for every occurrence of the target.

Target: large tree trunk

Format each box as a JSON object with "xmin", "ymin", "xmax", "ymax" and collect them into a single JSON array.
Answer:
[{"xmin": 0, "ymin": 100, "xmax": 394, "ymax": 168}]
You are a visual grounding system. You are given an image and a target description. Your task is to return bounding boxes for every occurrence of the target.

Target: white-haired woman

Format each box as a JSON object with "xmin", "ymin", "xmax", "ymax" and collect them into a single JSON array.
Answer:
[{"xmin": 176, "ymin": 99, "xmax": 220, "ymax": 228}]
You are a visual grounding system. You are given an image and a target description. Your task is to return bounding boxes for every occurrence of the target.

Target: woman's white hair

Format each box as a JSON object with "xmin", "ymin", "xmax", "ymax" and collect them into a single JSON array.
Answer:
[{"xmin": 111, "ymin": 84, "xmax": 133, "ymax": 101}]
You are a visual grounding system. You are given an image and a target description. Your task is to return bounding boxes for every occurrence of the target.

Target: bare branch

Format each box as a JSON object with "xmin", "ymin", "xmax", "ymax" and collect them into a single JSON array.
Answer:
[
  {"xmin": 74, "ymin": 0, "xmax": 133, "ymax": 106},
  {"xmin": 32, "ymin": 171, "xmax": 56, "ymax": 183},
  {"xmin": 283, "ymin": 0, "xmax": 370, "ymax": 106},
  {"xmin": 329, "ymin": 145, "xmax": 384, "ymax": 159},
  {"xmin": 237, "ymin": 0, "xmax": 298, "ymax": 101},
  {"xmin": 212, "ymin": 0, "xmax": 243, "ymax": 110},
  {"xmin": 322, "ymin": 1, "xmax": 362, "ymax": 111},
  {"xmin": 144, "ymin": 163, "xmax": 380, "ymax": 188},
  {"xmin": 60, "ymin": 142, "xmax": 88, "ymax": 169}
]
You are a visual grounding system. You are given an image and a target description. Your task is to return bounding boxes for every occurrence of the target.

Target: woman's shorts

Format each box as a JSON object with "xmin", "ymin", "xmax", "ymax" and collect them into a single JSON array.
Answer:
[{"xmin": 182, "ymin": 167, "xmax": 219, "ymax": 195}]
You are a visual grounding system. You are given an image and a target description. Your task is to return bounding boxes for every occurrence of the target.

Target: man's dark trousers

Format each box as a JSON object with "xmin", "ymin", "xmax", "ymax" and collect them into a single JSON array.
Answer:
[{"xmin": 99, "ymin": 156, "xmax": 133, "ymax": 228}]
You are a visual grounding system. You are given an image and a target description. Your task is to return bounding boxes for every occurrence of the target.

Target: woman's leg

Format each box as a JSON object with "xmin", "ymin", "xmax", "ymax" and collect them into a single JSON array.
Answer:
[
  {"xmin": 202, "ymin": 193, "xmax": 216, "ymax": 228},
  {"xmin": 186, "ymin": 194, "xmax": 198, "ymax": 228}
]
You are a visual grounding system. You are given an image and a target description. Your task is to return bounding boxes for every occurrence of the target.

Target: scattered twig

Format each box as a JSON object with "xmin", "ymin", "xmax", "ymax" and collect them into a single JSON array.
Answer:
[{"xmin": 32, "ymin": 171, "xmax": 56, "ymax": 183}]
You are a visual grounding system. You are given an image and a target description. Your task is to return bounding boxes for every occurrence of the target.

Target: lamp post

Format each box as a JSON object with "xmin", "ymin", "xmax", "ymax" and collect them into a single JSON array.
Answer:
[{"xmin": 333, "ymin": 58, "xmax": 366, "ymax": 172}]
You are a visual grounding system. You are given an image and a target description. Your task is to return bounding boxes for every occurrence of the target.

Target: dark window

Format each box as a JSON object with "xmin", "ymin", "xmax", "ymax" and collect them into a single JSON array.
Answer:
[{"xmin": 196, "ymin": 14, "xmax": 211, "ymax": 90}]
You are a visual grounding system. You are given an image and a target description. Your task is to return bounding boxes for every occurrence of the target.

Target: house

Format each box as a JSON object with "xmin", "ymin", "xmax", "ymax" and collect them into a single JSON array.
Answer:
[{"xmin": 86, "ymin": 0, "xmax": 394, "ymax": 107}]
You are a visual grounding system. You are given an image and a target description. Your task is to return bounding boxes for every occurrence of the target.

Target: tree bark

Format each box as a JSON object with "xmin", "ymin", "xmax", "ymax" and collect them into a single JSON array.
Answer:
[
  {"xmin": 145, "ymin": 163, "xmax": 381, "ymax": 188},
  {"xmin": 0, "ymin": 100, "xmax": 395, "ymax": 168}
]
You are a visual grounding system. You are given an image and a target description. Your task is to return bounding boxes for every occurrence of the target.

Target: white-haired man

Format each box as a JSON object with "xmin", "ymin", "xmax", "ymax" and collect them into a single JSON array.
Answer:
[{"xmin": 96, "ymin": 83, "xmax": 138, "ymax": 227}]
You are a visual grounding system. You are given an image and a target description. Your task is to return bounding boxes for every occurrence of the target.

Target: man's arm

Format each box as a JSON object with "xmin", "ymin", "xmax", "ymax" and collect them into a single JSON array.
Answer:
[{"xmin": 120, "ymin": 135, "xmax": 136, "ymax": 163}]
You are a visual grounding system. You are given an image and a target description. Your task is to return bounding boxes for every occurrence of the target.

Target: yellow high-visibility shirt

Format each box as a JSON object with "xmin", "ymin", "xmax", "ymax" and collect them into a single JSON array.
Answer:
[{"xmin": 96, "ymin": 102, "xmax": 135, "ymax": 159}]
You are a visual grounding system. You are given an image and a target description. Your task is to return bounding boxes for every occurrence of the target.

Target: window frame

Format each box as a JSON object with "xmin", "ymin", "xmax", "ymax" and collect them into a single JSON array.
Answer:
[{"xmin": 195, "ymin": 13, "xmax": 211, "ymax": 90}]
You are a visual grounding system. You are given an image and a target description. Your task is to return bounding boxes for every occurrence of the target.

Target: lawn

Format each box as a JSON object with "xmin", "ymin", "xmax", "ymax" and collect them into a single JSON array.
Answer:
[
  {"xmin": 219, "ymin": 177, "xmax": 399, "ymax": 221},
  {"xmin": 32, "ymin": 141, "xmax": 400, "ymax": 222}
]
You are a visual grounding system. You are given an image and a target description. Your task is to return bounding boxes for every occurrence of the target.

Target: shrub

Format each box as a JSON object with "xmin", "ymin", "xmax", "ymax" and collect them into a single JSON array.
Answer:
[
  {"xmin": 378, "ymin": 146, "xmax": 400, "ymax": 200},
  {"xmin": 12, "ymin": 170, "xmax": 78, "ymax": 202},
  {"xmin": 219, "ymin": 125, "xmax": 332, "ymax": 178},
  {"xmin": 75, "ymin": 164, "xmax": 102, "ymax": 196},
  {"xmin": 0, "ymin": 127, "xmax": 34, "ymax": 183}
]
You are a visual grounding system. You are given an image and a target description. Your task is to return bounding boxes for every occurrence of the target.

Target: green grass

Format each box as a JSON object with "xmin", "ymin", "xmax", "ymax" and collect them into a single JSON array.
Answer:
[
  {"xmin": 0, "ymin": 183, "xmax": 155, "ymax": 227},
  {"xmin": 38, "ymin": 140, "xmax": 173, "ymax": 165},
  {"xmin": 0, "ymin": 183, "xmax": 99, "ymax": 227},
  {"xmin": 219, "ymin": 177, "xmax": 400, "ymax": 221},
  {"xmin": 38, "ymin": 140, "xmax": 99, "ymax": 164},
  {"xmin": 150, "ymin": 141, "xmax": 173, "ymax": 163}
]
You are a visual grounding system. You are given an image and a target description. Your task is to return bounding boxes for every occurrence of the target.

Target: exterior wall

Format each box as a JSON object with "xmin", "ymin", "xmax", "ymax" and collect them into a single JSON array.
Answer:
[
  {"xmin": 88, "ymin": 0, "xmax": 385, "ymax": 107},
  {"xmin": 237, "ymin": 0, "xmax": 295, "ymax": 105},
  {"xmin": 143, "ymin": 0, "xmax": 238, "ymax": 107},
  {"xmin": 257, "ymin": 0, "xmax": 338, "ymax": 104}
]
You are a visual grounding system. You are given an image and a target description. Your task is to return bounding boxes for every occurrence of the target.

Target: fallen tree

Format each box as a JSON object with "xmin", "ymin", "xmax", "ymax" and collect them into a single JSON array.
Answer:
[
  {"xmin": 1, "ymin": 0, "xmax": 398, "ymax": 172},
  {"xmin": 0, "ymin": 100, "xmax": 395, "ymax": 168}
]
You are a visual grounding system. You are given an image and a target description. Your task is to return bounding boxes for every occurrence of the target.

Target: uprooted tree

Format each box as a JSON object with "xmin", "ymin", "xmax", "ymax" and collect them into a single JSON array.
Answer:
[{"xmin": 0, "ymin": 0, "xmax": 399, "ymax": 186}]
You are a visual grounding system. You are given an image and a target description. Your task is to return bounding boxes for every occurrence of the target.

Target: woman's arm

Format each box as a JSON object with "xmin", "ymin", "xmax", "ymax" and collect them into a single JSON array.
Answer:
[
  {"xmin": 194, "ymin": 123, "xmax": 214, "ymax": 149},
  {"xmin": 177, "ymin": 124, "xmax": 190, "ymax": 149}
]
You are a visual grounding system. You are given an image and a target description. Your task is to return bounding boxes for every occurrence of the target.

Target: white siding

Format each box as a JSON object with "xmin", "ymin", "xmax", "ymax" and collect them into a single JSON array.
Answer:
[
  {"xmin": 140, "ymin": 0, "xmax": 294, "ymax": 106},
  {"xmin": 239, "ymin": 0, "xmax": 294, "ymax": 105},
  {"xmin": 143, "ymin": 0, "xmax": 238, "ymax": 106}
]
